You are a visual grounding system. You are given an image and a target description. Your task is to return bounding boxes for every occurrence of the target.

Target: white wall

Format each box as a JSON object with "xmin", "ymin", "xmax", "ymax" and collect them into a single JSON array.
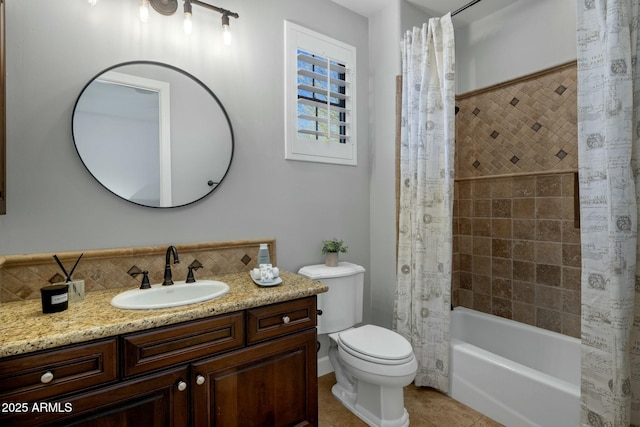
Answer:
[
  {"xmin": 1, "ymin": 0, "xmax": 370, "ymax": 278},
  {"xmin": 455, "ymin": 0, "xmax": 577, "ymax": 94}
]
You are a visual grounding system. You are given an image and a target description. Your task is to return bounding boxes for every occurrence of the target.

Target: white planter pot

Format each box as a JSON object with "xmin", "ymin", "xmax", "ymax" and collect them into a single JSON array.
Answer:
[{"xmin": 325, "ymin": 252, "xmax": 339, "ymax": 267}]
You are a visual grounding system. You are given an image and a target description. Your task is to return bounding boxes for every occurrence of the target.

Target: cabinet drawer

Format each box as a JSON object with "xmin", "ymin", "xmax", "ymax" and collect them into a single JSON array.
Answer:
[
  {"xmin": 0, "ymin": 339, "xmax": 118, "ymax": 402},
  {"xmin": 246, "ymin": 296, "xmax": 316, "ymax": 344},
  {"xmin": 122, "ymin": 312, "xmax": 244, "ymax": 377}
]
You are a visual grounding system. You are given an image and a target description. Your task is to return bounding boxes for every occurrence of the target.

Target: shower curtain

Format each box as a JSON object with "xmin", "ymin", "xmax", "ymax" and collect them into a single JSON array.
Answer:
[
  {"xmin": 393, "ymin": 15, "xmax": 455, "ymax": 391},
  {"xmin": 577, "ymin": 0, "xmax": 640, "ymax": 425}
]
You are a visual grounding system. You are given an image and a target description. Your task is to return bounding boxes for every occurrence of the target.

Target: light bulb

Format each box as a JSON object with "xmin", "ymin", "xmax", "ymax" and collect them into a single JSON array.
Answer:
[
  {"xmin": 139, "ymin": 0, "xmax": 149, "ymax": 23},
  {"xmin": 222, "ymin": 24, "xmax": 231, "ymax": 46},
  {"xmin": 184, "ymin": 13, "xmax": 193, "ymax": 35}
]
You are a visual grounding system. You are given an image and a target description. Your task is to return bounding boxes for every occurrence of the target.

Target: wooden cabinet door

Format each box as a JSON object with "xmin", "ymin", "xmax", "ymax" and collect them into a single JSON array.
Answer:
[
  {"xmin": 2, "ymin": 366, "xmax": 189, "ymax": 427},
  {"xmin": 191, "ymin": 329, "xmax": 318, "ymax": 427}
]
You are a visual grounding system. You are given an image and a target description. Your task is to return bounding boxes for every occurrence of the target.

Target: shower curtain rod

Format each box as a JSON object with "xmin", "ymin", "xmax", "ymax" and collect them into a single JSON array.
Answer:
[{"xmin": 451, "ymin": 0, "xmax": 482, "ymax": 16}]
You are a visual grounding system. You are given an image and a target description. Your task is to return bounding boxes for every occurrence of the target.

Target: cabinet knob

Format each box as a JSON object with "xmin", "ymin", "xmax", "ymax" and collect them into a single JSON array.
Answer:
[
  {"xmin": 282, "ymin": 315, "xmax": 290, "ymax": 324},
  {"xmin": 40, "ymin": 371, "xmax": 54, "ymax": 384},
  {"xmin": 196, "ymin": 375, "xmax": 205, "ymax": 386},
  {"xmin": 177, "ymin": 381, "xmax": 187, "ymax": 392}
]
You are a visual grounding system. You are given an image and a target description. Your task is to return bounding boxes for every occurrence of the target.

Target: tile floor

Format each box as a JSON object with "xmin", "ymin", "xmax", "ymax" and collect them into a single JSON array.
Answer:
[{"xmin": 318, "ymin": 373, "xmax": 503, "ymax": 426}]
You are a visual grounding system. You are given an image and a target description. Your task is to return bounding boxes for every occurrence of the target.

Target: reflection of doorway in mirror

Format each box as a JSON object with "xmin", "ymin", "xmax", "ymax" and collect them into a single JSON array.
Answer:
[{"xmin": 82, "ymin": 72, "xmax": 171, "ymax": 207}]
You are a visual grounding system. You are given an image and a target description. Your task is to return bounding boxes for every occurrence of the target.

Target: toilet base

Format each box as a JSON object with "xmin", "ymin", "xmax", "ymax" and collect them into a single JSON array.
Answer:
[{"xmin": 331, "ymin": 383, "xmax": 410, "ymax": 427}]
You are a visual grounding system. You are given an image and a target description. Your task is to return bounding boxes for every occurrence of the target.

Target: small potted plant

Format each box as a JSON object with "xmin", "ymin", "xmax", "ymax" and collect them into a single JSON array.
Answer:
[{"xmin": 321, "ymin": 239, "xmax": 348, "ymax": 267}]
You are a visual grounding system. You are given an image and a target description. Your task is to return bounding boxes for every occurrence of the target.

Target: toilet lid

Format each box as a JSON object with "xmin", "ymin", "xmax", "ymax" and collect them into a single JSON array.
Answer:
[{"xmin": 338, "ymin": 325, "xmax": 414, "ymax": 365}]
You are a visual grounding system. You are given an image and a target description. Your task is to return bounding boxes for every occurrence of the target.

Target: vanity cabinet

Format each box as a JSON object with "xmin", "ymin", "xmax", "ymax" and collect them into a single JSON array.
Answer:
[
  {"xmin": 192, "ymin": 297, "xmax": 318, "ymax": 426},
  {"xmin": 0, "ymin": 296, "xmax": 318, "ymax": 427}
]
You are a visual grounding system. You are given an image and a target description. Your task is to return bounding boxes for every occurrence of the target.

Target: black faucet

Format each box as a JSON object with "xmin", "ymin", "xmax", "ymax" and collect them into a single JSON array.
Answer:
[{"xmin": 163, "ymin": 245, "xmax": 180, "ymax": 286}]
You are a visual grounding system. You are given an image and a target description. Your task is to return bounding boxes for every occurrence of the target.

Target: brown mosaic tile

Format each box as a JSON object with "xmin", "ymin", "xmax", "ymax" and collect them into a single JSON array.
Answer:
[
  {"xmin": 460, "ymin": 272, "xmax": 473, "ymax": 290},
  {"xmin": 536, "ymin": 307, "xmax": 561, "ymax": 333},
  {"xmin": 562, "ymin": 289, "xmax": 581, "ymax": 315},
  {"xmin": 514, "ymin": 219, "xmax": 537, "ymax": 240},
  {"xmin": 456, "ymin": 62, "xmax": 577, "ymax": 179},
  {"xmin": 536, "ymin": 264, "xmax": 562, "ymax": 286},
  {"xmin": 459, "ymin": 289, "xmax": 473, "ymax": 307},
  {"xmin": 459, "ymin": 199, "xmax": 473, "ymax": 217},
  {"xmin": 513, "ymin": 240, "xmax": 535, "ymax": 261},
  {"xmin": 492, "ymin": 239, "xmax": 512, "ymax": 259},
  {"xmin": 562, "ymin": 266, "xmax": 581, "ymax": 291},
  {"xmin": 492, "ymin": 199, "xmax": 512, "ymax": 218},
  {"xmin": 513, "ymin": 260, "xmax": 536, "ymax": 282},
  {"xmin": 513, "ymin": 198, "xmax": 535, "ymax": 218},
  {"xmin": 473, "ymin": 256, "xmax": 492, "ymax": 276},
  {"xmin": 460, "ymin": 254, "xmax": 473, "ymax": 272},
  {"xmin": 450, "ymin": 64, "xmax": 580, "ymax": 338},
  {"xmin": 473, "ymin": 274, "xmax": 492, "ymax": 295},
  {"xmin": 536, "ymin": 285, "xmax": 562, "ymax": 310},
  {"xmin": 513, "ymin": 281, "xmax": 536, "ymax": 304},
  {"xmin": 536, "ymin": 197, "xmax": 563, "ymax": 219},
  {"xmin": 458, "ymin": 181, "xmax": 472, "ymax": 198},
  {"xmin": 536, "ymin": 220, "xmax": 562, "ymax": 242},
  {"xmin": 535, "ymin": 242, "xmax": 562, "ymax": 265},
  {"xmin": 473, "ymin": 200, "xmax": 492, "ymax": 217},
  {"xmin": 492, "ymin": 297, "xmax": 512, "ymax": 319},
  {"xmin": 513, "ymin": 176, "xmax": 536, "ymax": 197},
  {"xmin": 473, "ymin": 293, "xmax": 492, "ymax": 313},
  {"xmin": 473, "ymin": 219, "xmax": 491, "ymax": 237},
  {"xmin": 492, "ymin": 277, "xmax": 512, "ymax": 299},
  {"xmin": 513, "ymin": 301, "xmax": 536, "ymax": 326},
  {"xmin": 492, "ymin": 258, "xmax": 512, "ymax": 279},
  {"xmin": 536, "ymin": 175, "xmax": 562, "ymax": 196},
  {"xmin": 473, "ymin": 181, "xmax": 491, "ymax": 198},
  {"xmin": 491, "ymin": 178, "xmax": 513, "ymax": 198},
  {"xmin": 562, "ymin": 243, "xmax": 581, "ymax": 268},
  {"xmin": 459, "ymin": 235, "xmax": 473, "ymax": 255},
  {"xmin": 562, "ymin": 312, "xmax": 581, "ymax": 338}
]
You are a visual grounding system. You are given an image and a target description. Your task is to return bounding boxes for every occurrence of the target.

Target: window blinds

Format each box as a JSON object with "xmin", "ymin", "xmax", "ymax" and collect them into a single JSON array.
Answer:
[{"xmin": 296, "ymin": 49, "xmax": 351, "ymax": 144}]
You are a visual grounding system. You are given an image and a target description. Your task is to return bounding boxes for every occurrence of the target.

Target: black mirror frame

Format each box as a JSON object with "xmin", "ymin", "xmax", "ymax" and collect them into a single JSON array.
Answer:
[{"xmin": 71, "ymin": 60, "xmax": 234, "ymax": 209}]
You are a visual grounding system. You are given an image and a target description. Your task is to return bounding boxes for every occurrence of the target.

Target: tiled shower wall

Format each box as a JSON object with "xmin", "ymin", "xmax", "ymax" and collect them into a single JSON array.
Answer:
[{"xmin": 452, "ymin": 61, "xmax": 580, "ymax": 338}]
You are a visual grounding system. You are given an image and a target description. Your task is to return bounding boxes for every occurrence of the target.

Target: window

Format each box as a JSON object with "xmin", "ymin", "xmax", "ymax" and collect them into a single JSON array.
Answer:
[{"xmin": 284, "ymin": 21, "xmax": 357, "ymax": 165}]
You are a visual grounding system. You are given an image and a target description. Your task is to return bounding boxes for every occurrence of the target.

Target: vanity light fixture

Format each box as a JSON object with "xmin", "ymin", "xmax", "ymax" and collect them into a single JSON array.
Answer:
[
  {"xmin": 139, "ymin": 0, "xmax": 150, "ymax": 23},
  {"xmin": 136, "ymin": 0, "xmax": 239, "ymax": 45}
]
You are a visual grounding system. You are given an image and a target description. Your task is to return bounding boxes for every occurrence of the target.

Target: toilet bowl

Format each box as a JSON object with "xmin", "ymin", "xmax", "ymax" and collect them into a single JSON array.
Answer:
[
  {"xmin": 328, "ymin": 325, "xmax": 417, "ymax": 427},
  {"xmin": 297, "ymin": 262, "xmax": 418, "ymax": 427}
]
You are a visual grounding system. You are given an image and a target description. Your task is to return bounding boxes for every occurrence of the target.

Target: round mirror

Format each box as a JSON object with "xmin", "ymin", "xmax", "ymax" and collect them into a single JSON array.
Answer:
[{"xmin": 72, "ymin": 61, "xmax": 234, "ymax": 208}]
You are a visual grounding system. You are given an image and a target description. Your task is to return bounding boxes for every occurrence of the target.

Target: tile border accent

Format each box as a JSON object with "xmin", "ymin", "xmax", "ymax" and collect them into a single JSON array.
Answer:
[
  {"xmin": 455, "ymin": 60, "xmax": 577, "ymax": 101},
  {"xmin": 0, "ymin": 239, "xmax": 276, "ymax": 302}
]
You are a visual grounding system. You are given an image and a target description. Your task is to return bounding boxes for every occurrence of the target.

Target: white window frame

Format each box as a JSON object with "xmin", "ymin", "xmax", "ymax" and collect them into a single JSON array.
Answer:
[{"xmin": 284, "ymin": 21, "xmax": 357, "ymax": 166}]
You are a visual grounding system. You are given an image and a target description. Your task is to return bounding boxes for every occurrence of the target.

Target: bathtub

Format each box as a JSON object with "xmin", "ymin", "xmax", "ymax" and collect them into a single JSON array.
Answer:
[{"xmin": 449, "ymin": 307, "xmax": 581, "ymax": 427}]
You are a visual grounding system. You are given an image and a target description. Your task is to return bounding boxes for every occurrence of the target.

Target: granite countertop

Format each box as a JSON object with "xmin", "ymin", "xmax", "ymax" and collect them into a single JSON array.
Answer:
[{"xmin": 0, "ymin": 271, "xmax": 327, "ymax": 359}]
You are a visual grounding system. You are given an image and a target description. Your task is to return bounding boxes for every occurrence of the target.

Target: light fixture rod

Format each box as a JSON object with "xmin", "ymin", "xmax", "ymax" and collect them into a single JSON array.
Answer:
[{"xmin": 190, "ymin": 0, "xmax": 239, "ymax": 19}]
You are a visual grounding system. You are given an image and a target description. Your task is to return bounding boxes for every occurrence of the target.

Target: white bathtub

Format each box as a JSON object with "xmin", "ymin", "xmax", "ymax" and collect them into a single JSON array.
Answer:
[{"xmin": 449, "ymin": 307, "xmax": 581, "ymax": 427}]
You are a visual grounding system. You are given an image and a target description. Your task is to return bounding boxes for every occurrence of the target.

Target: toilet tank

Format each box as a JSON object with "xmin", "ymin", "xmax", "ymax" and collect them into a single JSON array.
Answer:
[{"xmin": 298, "ymin": 262, "xmax": 365, "ymax": 335}]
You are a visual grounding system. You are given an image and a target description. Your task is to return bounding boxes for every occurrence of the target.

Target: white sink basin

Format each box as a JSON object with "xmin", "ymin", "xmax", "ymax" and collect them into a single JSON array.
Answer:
[{"xmin": 111, "ymin": 280, "xmax": 229, "ymax": 310}]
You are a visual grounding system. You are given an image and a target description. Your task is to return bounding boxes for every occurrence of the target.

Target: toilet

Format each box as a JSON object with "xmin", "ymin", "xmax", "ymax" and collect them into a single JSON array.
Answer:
[{"xmin": 298, "ymin": 262, "xmax": 417, "ymax": 427}]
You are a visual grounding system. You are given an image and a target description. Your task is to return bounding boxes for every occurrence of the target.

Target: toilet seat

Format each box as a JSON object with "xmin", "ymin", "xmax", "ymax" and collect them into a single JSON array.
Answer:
[{"xmin": 338, "ymin": 325, "xmax": 414, "ymax": 365}]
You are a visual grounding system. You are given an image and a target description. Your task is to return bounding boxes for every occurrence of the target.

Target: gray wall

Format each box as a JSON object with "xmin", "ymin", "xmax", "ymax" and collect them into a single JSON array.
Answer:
[
  {"xmin": 455, "ymin": 0, "xmax": 577, "ymax": 94},
  {"xmin": 1, "ymin": 0, "xmax": 370, "ymax": 282}
]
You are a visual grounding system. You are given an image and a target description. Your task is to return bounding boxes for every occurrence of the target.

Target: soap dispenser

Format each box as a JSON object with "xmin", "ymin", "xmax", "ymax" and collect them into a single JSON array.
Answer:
[{"xmin": 257, "ymin": 243, "xmax": 270, "ymax": 266}]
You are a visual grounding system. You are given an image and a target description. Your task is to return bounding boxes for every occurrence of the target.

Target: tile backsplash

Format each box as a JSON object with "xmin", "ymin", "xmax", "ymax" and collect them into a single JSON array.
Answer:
[
  {"xmin": 451, "ymin": 61, "xmax": 580, "ymax": 338},
  {"xmin": 0, "ymin": 239, "xmax": 275, "ymax": 303},
  {"xmin": 455, "ymin": 61, "xmax": 577, "ymax": 178}
]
